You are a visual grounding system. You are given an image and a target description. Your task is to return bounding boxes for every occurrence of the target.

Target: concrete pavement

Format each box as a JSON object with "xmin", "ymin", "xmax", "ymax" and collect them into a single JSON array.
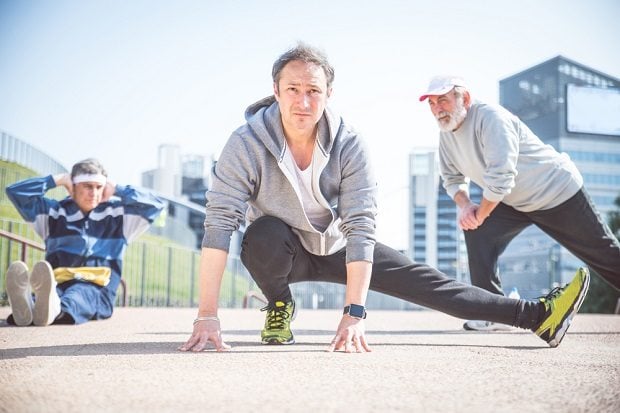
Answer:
[{"xmin": 1, "ymin": 307, "xmax": 619, "ymax": 413}]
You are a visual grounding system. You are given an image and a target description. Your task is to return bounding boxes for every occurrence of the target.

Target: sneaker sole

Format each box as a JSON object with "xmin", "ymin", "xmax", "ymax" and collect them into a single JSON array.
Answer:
[
  {"xmin": 547, "ymin": 270, "xmax": 591, "ymax": 348},
  {"xmin": 6, "ymin": 261, "xmax": 33, "ymax": 326},
  {"xmin": 463, "ymin": 321, "xmax": 514, "ymax": 331},
  {"xmin": 261, "ymin": 338, "xmax": 296, "ymax": 345},
  {"xmin": 31, "ymin": 261, "xmax": 61, "ymax": 326}
]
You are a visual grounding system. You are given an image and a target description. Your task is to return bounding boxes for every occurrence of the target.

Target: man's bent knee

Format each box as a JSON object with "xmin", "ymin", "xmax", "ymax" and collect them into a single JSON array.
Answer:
[{"xmin": 241, "ymin": 216, "xmax": 293, "ymax": 262}]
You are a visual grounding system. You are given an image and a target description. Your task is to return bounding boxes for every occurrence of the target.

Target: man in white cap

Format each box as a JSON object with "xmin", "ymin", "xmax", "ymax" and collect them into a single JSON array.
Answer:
[
  {"xmin": 419, "ymin": 75, "xmax": 620, "ymax": 331},
  {"xmin": 4, "ymin": 158, "xmax": 164, "ymax": 326}
]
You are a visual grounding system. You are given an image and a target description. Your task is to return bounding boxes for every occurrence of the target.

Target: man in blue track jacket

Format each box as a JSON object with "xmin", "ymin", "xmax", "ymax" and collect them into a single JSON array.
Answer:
[{"xmin": 5, "ymin": 158, "xmax": 164, "ymax": 326}]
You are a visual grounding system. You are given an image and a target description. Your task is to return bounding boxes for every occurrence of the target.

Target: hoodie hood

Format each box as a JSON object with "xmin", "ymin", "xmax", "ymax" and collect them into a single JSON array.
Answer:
[{"xmin": 244, "ymin": 95, "xmax": 341, "ymax": 161}]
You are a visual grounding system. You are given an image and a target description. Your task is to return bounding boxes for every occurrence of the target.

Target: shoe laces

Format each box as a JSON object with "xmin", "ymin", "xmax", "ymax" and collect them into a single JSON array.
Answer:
[
  {"xmin": 541, "ymin": 286, "xmax": 563, "ymax": 302},
  {"xmin": 261, "ymin": 303, "xmax": 292, "ymax": 330}
]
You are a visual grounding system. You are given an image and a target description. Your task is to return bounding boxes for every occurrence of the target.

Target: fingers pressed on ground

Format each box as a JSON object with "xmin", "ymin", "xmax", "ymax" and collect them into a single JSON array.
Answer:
[
  {"xmin": 178, "ymin": 334, "xmax": 199, "ymax": 351},
  {"xmin": 360, "ymin": 335, "xmax": 372, "ymax": 352},
  {"xmin": 326, "ymin": 334, "xmax": 343, "ymax": 352}
]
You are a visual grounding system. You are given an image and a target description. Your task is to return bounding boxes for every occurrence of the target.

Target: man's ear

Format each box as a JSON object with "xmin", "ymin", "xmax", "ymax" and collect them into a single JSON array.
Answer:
[
  {"xmin": 463, "ymin": 90, "xmax": 472, "ymax": 109},
  {"xmin": 273, "ymin": 82, "xmax": 279, "ymax": 101},
  {"xmin": 327, "ymin": 87, "xmax": 333, "ymax": 99}
]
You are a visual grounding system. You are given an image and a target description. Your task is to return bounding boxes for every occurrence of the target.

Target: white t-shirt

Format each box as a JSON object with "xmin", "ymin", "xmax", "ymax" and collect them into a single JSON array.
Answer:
[{"xmin": 283, "ymin": 144, "xmax": 332, "ymax": 232}]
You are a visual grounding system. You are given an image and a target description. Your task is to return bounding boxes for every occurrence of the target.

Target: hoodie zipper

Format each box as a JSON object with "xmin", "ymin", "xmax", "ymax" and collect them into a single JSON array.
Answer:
[{"xmin": 278, "ymin": 143, "xmax": 333, "ymax": 256}]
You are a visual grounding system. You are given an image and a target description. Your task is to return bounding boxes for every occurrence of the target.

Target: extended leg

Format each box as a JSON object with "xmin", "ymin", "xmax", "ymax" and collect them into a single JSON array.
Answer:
[
  {"xmin": 368, "ymin": 243, "xmax": 539, "ymax": 326},
  {"xmin": 56, "ymin": 274, "xmax": 118, "ymax": 324},
  {"xmin": 531, "ymin": 188, "xmax": 620, "ymax": 290}
]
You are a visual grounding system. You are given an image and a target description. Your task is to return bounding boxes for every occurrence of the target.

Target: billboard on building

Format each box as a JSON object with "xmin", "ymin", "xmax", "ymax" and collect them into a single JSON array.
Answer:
[{"xmin": 566, "ymin": 84, "xmax": 620, "ymax": 136}]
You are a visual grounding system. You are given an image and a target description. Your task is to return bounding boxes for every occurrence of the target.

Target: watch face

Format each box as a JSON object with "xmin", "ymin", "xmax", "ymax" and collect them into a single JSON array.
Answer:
[{"xmin": 349, "ymin": 304, "xmax": 365, "ymax": 318}]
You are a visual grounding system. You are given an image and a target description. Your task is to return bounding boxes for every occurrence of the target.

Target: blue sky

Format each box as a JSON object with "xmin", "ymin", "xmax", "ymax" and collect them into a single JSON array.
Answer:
[{"xmin": 1, "ymin": 0, "xmax": 619, "ymax": 249}]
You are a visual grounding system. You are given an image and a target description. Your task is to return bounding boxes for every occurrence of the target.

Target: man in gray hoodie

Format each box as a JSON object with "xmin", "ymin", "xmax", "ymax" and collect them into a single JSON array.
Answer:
[
  {"xmin": 419, "ymin": 75, "xmax": 619, "ymax": 332},
  {"xmin": 179, "ymin": 44, "xmax": 590, "ymax": 353}
]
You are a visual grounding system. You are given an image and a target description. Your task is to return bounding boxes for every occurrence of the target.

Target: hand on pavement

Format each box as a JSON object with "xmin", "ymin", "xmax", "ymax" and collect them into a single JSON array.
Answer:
[
  {"xmin": 327, "ymin": 315, "xmax": 371, "ymax": 353},
  {"xmin": 178, "ymin": 318, "xmax": 231, "ymax": 352}
]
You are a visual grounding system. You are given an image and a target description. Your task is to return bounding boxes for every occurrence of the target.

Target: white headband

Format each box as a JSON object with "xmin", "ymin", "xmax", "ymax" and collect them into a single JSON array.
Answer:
[{"xmin": 72, "ymin": 173, "xmax": 107, "ymax": 185}]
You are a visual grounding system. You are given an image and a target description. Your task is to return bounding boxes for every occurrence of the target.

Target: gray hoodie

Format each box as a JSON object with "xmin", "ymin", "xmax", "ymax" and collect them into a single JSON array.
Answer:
[{"xmin": 201, "ymin": 96, "xmax": 378, "ymax": 263}]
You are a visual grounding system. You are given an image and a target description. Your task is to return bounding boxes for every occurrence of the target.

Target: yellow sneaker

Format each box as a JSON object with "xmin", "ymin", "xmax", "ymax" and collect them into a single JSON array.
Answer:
[
  {"xmin": 534, "ymin": 268, "xmax": 590, "ymax": 348},
  {"xmin": 261, "ymin": 300, "xmax": 296, "ymax": 345}
]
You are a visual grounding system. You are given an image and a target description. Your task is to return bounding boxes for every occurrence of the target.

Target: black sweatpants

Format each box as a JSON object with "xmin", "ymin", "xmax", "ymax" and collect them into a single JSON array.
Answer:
[
  {"xmin": 465, "ymin": 188, "xmax": 620, "ymax": 295},
  {"xmin": 240, "ymin": 216, "xmax": 541, "ymax": 329}
]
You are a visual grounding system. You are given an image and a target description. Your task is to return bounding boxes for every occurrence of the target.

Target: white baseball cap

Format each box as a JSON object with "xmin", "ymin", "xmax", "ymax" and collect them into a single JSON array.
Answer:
[{"xmin": 419, "ymin": 75, "xmax": 467, "ymax": 101}]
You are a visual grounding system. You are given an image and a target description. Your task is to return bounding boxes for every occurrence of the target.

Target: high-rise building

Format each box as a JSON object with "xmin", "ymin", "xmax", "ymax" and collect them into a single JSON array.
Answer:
[
  {"xmin": 409, "ymin": 150, "xmax": 438, "ymax": 267},
  {"xmin": 142, "ymin": 144, "xmax": 216, "ymax": 249},
  {"xmin": 180, "ymin": 154, "xmax": 215, "ymax": 249},
  {"xmin": 498, "ymin": 56, "xmax": 620, "ymax": 296},
  {"xmin": 408, "ymin": 149, "xmax": 482, "ymax": 283},
  {"xmin": 141, "ymin": 144, "xmax": 183, "ymax": 198}
]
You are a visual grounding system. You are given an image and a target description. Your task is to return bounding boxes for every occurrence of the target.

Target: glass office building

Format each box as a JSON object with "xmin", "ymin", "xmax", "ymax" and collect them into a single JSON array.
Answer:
[
  {"xmin": 499, "ymin": 56, "xmax": 620, "ymax": 297},
  {"xmin": 408, "ymin": 149, "xmax": 481, "ymax": 284}
]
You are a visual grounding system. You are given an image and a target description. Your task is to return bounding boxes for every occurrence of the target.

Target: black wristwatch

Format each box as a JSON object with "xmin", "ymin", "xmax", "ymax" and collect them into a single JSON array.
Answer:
[{"xmin": 343, "ymin": 304, "xmax": 367, "ymax": 319}]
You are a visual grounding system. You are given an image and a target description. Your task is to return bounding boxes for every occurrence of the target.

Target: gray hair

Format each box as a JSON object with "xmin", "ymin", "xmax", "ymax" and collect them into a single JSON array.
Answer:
[
  {"xmin": 453, "ymin": 86, "xmax": 468, "ymax": 99},
  {"xmin": 71, "ymin": 158, "xmax": 107, "ymax": 179},
  {"xmin": 272, "ymin": 42, "xmax": 335, "ymax": 90}
]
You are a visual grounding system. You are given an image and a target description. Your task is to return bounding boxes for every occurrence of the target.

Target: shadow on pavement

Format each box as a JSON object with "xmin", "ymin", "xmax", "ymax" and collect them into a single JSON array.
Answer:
[
  {"xmin": 142, "ymin": 329, "xmax": 534, "ymax": 336},
  {"xmin": 0, "ymin": 337, "xmax": 556, "ymax": 359}
]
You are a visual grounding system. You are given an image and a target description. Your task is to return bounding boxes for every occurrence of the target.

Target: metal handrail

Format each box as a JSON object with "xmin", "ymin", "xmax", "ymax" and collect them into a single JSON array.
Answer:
[
  {"xmin": 0, "ymin": 228, "xmax": 45, "ymax": 261},
  {"xmin": 242, "ymin": 290, "xmax": 268, "ymax": 308},
  {"xmin": 0, "ymin": 228, "xmax": 127, "ymax": 306}
]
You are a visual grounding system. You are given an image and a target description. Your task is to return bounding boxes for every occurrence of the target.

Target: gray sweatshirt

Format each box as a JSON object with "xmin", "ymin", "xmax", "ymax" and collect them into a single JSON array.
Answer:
[
  {"xmin": 201, "ymin": 96, "xmax": 378, "ymax": 263},
  {"xmin": 439, "ymin": 101, "xmax": 583, "ymax": 212}
]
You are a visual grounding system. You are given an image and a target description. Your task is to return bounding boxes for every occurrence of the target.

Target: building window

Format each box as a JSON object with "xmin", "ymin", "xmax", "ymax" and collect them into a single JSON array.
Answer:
[{"xmin": 519, "ymin": 80, "xmax": 530, "ymax": 91}]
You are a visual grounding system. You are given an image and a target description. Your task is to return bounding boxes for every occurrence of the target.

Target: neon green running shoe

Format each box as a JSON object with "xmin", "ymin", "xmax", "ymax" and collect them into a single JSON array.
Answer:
[
  {"xmin": 533, "ymin": 267, "xmax": 590, "ymax": 348},
  {"xmin": 261, "ymin": 300, "xmax": 296, "ymax": 345}
]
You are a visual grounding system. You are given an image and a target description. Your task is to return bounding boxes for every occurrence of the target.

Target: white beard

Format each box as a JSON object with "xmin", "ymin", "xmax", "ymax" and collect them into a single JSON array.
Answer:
[{"xmin": 436, "ymin": 96, "xmax": 467, "ymax": 132}]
